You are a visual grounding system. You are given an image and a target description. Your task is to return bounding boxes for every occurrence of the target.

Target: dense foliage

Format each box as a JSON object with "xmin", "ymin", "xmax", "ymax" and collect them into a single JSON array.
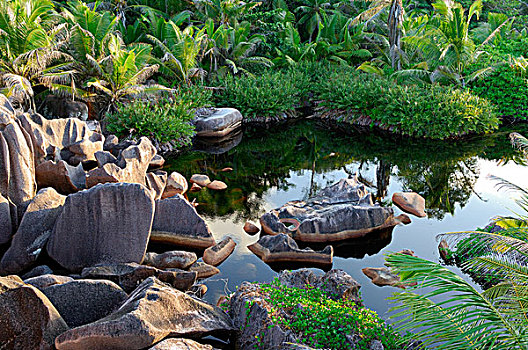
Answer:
[
  {"xmin": 246, "ymin": 279, "xmax": 403, "ymax": 349},
  {"xmin": 2, "ymin": 0, "xmax": 528, "ymax": 141}
]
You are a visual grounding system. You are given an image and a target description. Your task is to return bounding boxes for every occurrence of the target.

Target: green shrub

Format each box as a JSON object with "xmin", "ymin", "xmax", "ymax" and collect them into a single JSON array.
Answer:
[
  {"xmin": 316, "ymin": 72, "xmax": 500, "ymax": 139},
  {"xmin": 249, "ymin": 279, "xmax": 403, "ymax": 350},
  {"xmin": 105, "ymin": 96, "xmax": 196, "ymax": 145},
  {"xmin": 213, "ymin": 70, "xmax": 302, "ymax": 120}
]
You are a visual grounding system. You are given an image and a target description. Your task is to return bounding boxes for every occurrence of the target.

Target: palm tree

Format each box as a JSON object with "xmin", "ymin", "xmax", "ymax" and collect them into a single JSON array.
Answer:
[
  {"xmin": 386, "ymin": 133, "xmax": 528, "ymax": 349},
  {"xmin": 0, "ymin": 0, "xmax": 76, "ymax": 110},
  {"xmin": 147, "ymin": 17, "xmax": 206, "ymax": 84},
  {"xmin": 295, "ymin": 0, "xmax": 332, "ymax": 42},
  {"xmin": 194, "ymin": 0, "xmax": 260, "ymax": 26},
  {"xmin": 86, "ymin": 35, "xmax": 170, "ymax": 115}
]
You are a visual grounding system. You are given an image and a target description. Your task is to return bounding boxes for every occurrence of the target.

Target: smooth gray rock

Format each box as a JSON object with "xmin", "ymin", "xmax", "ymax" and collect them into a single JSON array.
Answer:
[
  {"xmin": 143, "ymin": 250, "xmax": 197, "ymax": 270},
  {"xmin": 81, "ymin": 263, "xmax": 197, "ymax": 293},
  {"xmin": 21, "ymin": 265, "xmax": 53, "ymax": 279},
  {"xmin": 260, "ymin": 177, "xmax": 397, "ymax": 242},
  {"xmin": 54, "ymin": 277, "xmax": 235, "ymax": 350},
  {"xmin": 151, "ymin": 195, "xmax": 215, "ymax": 249},
  {"xmin": 42, "ymin": 279, "xmax": 128, "ymax": 328},
  {"xmin": 47, "ymin": 183, "xmax": 154, "ymax": 272},
  {"xmin": 0, "ymin": 275, "xmax": 69, "ymax": 350},
  {"xmin": 248, "ymin": 234, "xmax": 332, "ymax": 266},
  {"xmin": 24, "ymin": 274, "xmax": 74, "ymax": 290},
  {"xmin": 193, "ymin": 108, "xmax": 242, "ymax": 137},
  {"xmin": 1, "ymin": 188, "xmax": 66, "ymax": 275}
]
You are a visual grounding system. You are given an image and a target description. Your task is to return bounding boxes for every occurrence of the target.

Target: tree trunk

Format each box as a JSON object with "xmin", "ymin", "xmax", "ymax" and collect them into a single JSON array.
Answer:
[{"xmin": 388, "ymin": 0, "xmax": 403, "ymax": 71}]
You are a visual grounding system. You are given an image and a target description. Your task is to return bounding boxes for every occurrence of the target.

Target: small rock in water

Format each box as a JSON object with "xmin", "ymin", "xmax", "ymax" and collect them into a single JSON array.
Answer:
[
  {"xmin": 392, "ymin": 192, "xmax": 426, "ymax": 218},
  {"xmin": 243, "ymin": 221, "xmax": 260, "ymax": 234},
  {"xmin": 395, "ymin": 213, "xmax": 411, "ymax": 225},
  {"xmin": 190, "ymin": 174, "xmax": 211, "ymax": 187},
  {"xmin": 203, "ymin": 237, "xmax": 236, "ymax": 266},
  {"xmin": 188, "ymin": 262, "xmax": 220, "ymax": 279},
  {"xmin": 206, "ymin": 180, "xmax": 227, "ymax": 191},
  {"xmin": 190, "ymin": 183, "xmax": 202, "ymax": 192},
  {"xmin": 438, "ymin": 239, "xmax": 450, "ymax": 261},
  {"xmin": 221, "ymin": 167, "xmax": 233, "ymax": 172},
  {"xmin": 362, "ymin": 267, "xmax": 416, "ymax": 288},
  {"xmin": 188, "ymin": 284, "xmax": 208, "ymax": 298}
]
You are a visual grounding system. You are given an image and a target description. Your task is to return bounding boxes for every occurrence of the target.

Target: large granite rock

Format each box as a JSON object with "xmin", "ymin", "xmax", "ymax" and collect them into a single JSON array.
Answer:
[
  {"xmin": 47, "ymin": 183, "xmax": 154, "ymax": 272},
  {"xmin": 0, "ymin": 275, "xmax": 69, "ymax": 350},
  {"xmin": 151, "ymin": 195, "xmax": 215, "ymax": 249},
  {"xmin": 36, "ymin": 160, "xmax": 86, "ymax": 194},
  {"xmin": 203, "ymin": 237, "xmax": 236, "ymax": 266},
  {"xmin": 81, "ymin": 263, "xmax": 197, "ymax": 293},
  {"xmin": 54, "ymin": 277, "xmax": 235, "ymax": 350},
  {"xmin": 148, "ymin": 338, "xmax": 214, "ymax": 349},
  {"xmin": 143, "ymin": 250, "xmax": 197, "ymax": 270},
  {"xmin": 193, "ymin": 108, "xmax": 243, "ymax": 137},
  {"xmin": 18, "ymin": 112, "xmax": 103, "ymax": 165},
  {"xmin": 86, "ymin": 137, "xmax": 156, "ymax": 188},
  {"xmin": 41, "ymin": 279, "xmax": 128, "ymax": 328},
  {"xmin": 0, "ymin": 108, "xmax": 37, "ymax": 220},
  {"xmin": 248, "ymin": 234, "xmax": 333, "ymax": 266},
  {"xmin": 0, "ymin": 188, "xmax": 66, "ymax": 274},
  {"xmin": 0, "ymin": 194, "xmax": 12, "ymax": 244},
  {"xmin": 260, "ymin": 178, "xmax": 397, "ymax": 242}
]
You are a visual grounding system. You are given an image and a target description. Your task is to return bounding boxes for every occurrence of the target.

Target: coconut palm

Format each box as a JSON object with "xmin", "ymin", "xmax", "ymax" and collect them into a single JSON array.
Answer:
[
  {"xmin": 0, "ymin": 0, "xmax": 76, "ymax": 110},
  {"xmin": 86, "ymin": 34, "xmax": 170, "ymax": 114},
  {"xmin": 147, "ymin": 17, "xmax": 206, "ymax": 84},
  {"xmin": 295, "ymin": 0, "xmax": 333, "ymax": 42},
  {"xmin": 194, "ymin": 0, "xmax": 260, "ymax": 26}
]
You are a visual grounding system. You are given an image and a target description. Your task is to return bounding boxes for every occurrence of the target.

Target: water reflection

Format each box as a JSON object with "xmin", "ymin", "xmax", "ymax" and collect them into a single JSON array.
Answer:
[{"xmin": 165, "ymin": 120, "xmax": 528, "ymax": 315}]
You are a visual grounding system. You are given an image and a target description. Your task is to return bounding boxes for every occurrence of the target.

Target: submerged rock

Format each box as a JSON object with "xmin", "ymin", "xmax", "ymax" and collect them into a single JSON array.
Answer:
[
  {"xmin": 0, "ymin": 188, "xmax": 66, "ymax": 275},
  {"xmin": 203, "ymin": 237, "xmax": 236, "ymax": 266},
  {"xmin": 190, "ymin": 174, "xmax": 211, "ymax": 187},
  {"xmin": 151, "ymin": 195, "xmax": 215, "ymax": 249},
  {"xmin": 81, "ymin": 263, "xmax": 197, "ymax": 293},
  {"xmin": 54, "ymin": 277, "xmax": 235, "ymax": 350},
  {"xmin": 392, "ymin": 192, "xmax": 426, "ymax": 218},
  {"xmin": 260, "ymin": 178, "xmax": 397, "ymax": 242},
  {"xmin": 362, "ymin": 267, "xmax": 405, "ymax": 288},
  {"xmin": 193, "ymin": 108, "xmax": 243, "ymax": 138},
  {"xmin": 188, "ymin": 262, "xmax": 220, "ymax": 279},
  {"xmin": 0, "ymin": 275, "xmax": 69, "ymax": 350},
  {"xmin": 248, "ymin": 234, "xmax": 333, "ymax": 266},
  {"xmin": 206, "ymin": 180, "xmax": 227, "ymax": 191},
  {"xmin": 243, "ymin": 221, "xmax": 259, "ymax": 234},
  {"xmin": 47, "ymin": 183, "xmax": 154, "ymax": 272}
]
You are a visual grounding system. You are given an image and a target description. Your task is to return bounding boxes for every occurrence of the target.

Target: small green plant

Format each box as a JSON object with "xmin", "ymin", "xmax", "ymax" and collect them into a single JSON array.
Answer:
[
  {"xmin": 316, "ymin": 72, "xmax": 500, "ymax": 139},
  {"xmin": 245, "ymin": 279, "xmax": 403, "ymax": 350},
  {"xmin": 214, "ymin": 69, "xmax": 302, "ymax": 120},
  {"xmin": 105, "ymin": 95, "xmax": 196, "ymax": 145}
]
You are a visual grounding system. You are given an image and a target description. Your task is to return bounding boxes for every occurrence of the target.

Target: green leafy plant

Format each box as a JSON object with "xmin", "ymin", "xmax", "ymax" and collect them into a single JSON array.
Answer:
[
  {"xmin": 105, "ymin": 95, "xmax": 196, "ymax": 144},
  {"xmin": 316, "ymin": 71, "xmax": 500, "ymax": 139},
  {"xmin": 248, "ymin": 279, "xmax": 403, "ymax": 349}
]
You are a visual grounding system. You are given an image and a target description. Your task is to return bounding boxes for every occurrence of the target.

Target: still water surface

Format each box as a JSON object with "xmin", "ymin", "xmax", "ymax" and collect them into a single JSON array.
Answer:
[{"xmin": 165, "ymin": 121, "xmax": 528, "ymax": 319}]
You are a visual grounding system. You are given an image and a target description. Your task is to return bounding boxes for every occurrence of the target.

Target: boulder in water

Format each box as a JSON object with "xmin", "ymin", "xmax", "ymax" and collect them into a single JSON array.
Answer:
[
  {"xmin": 260, "ymin": 178, "xmax": 397, "ymax": 242},
  {"xmin": 392, "ymin": 192, "xmax": 426, "ymax": 218},
  {"xmin": 193, "ymin": 108, "xmax": 243, "ymax": 137}
]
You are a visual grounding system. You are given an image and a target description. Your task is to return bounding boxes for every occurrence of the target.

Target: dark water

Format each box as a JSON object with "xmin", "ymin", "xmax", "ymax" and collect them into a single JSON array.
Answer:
[{"xmin": 164, "ymin": 120, "xmax": 528, "ymax": 320}]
